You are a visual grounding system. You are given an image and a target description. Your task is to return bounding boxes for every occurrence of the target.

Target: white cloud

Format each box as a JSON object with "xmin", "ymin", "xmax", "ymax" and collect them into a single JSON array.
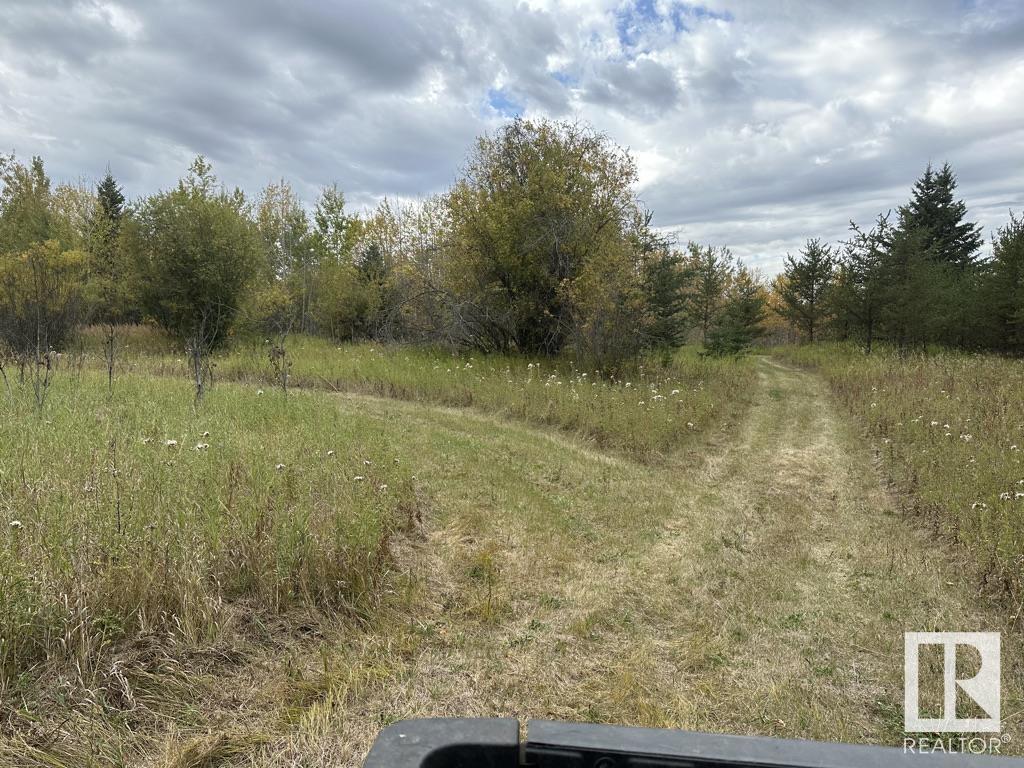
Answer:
[{"xmin": 1, "ymin": 0, "xmax": 1022, "ymax": 272}]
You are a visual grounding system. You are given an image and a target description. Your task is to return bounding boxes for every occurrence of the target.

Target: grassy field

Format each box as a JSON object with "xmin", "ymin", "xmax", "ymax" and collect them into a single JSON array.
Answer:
[
  {"xmin": 775, "ymin": 343, "xmax": 1024, "ymax": 603},
  {"xmin": 75, "ymin": 327, "xmax": 759, "ymax": 461},
  {"xmin": 2, "ymin": 334, "xmax": 1022, "ymax": 765}
]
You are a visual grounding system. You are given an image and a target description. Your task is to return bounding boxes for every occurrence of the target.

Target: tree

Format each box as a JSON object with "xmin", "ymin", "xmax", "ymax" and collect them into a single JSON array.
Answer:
[
  {"xmin": 981, "ymin": 212, "xmax": 1024, "ymax": 352},
  {"xmin": 899, "ymin": 162, "xmax": 982, "ymax": 272},
  {"xmin": 892, "ymin": 162, "xmax": 983, "ymax": 346},
  {"xmin": 0, "ymin": 155, "xmax": 89, "ymax": 359},
  {"xmin": 685, "ymin": 243, "xmax": 732, "ymax": 343},
  {"xmin": 705, "ymin": 264, "xmax": 766, "ymax": 355},
  {"xmin": 777, "ymin": 238, "xmax": 835, "ymax": 342},
  {"xmin": 445, "ymin": 117, "xmax": 645, "ymax": 358},
  {"xmin": 90, "ymin": 170, "xmax": 135, "ymax": 390},
  {"xmin": 832, "ymin": 216, "xmax": 889, "ymax": 352},
  {"xmin": 256, "ymin": 179, "xmax": 314, "ymax": 332},
  {"xmin": 132, "ymin": 157, "xmax": 260, "ymax": 401},
  {"xmin": 642, "ymin": 245, "xmax": 691, "ymax": 351},
  {"xmin": 875, "ymin": 224, "xmax": 956, "ymax": 351}
]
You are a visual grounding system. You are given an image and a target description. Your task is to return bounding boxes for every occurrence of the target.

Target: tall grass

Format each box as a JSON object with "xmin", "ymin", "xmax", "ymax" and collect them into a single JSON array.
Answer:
[
  {"xmin": 81, "ymin": 328, "xmax": 759, "ymax": 461},
  {"xmin": 776, "ymin": 342, "xmax": 1024, "ymax": 601},
  {"xmin": 0, "ymin": 371, "xmax": 417, "ymax": 688}
]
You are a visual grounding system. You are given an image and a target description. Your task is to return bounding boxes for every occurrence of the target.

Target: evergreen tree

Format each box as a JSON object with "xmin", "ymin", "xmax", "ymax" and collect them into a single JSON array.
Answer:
[
  {"xmin": 686, "ymin": 242, "xmax": 732, "ymax": 343},
  {"xmin": 705, "ymin": 264, "xmax": 765, "ymax": 355},
  {"xmin": 642, "ymin": 247, "xmax": 691, "ymax": 350},
  {"xmin": 96, "ymin": 170, "xmax": 125, "ymax": 223},
  {"xmin": 777, "ymin": 238, "xmax": 835, "ymax": 342},
  {"xmin": 876, "ymin": 224, "xmax": 956, "ymax": 350},
  {"xmin": 890, "ymin": 162, "xmax": 980, "ymax": 346},
  {"xmin": 899, "ymin": 162, "xmax": 982, "ymax": 272},
  {"xmin": 832, "ymin": 216, "xmax": 889, "ymax": 352},
  {"xmin": 982, "ymin": 212, "xmax": 1024, "ymax": 352}
]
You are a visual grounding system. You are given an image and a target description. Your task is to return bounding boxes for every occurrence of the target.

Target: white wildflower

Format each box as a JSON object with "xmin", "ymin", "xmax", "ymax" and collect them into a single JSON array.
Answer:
[
  {"xmin": 195, "ymin": 443, "xmax": 209, "ymax": 451},
  {"xmin": 930, "ymin": 421, "xmax": 940, "ymax": 427},
  {"xmin": 1000, "ymin": 492, "xmax": 1013, "ymax": 501},
  {"xmin": 9, "ymin": 520, "xmax": 22, "ymax": 529},
  {"xmin": 202, "ymin": 431, "xmax": 210, "ymax": 438},
  {"xmin": 256, "ymin": 389, "xmax": 264, "ymax": 396},
  {"xmin": 1012, "ymin": 445, "xmax": 1020, "ymax": 451},
  {"xmin": 275, "ymin": 463, "xmax": 285, "ymax": 471},
  {"xmin": 165, "ymin": 439, "xmax": 178, "ymax": 448},
  {"xmin": 971, "ymin": 502, "xmax": 987, "ymax": 510},
  {"xmin": 363, "ymin": 459, "xmax": 371, "ymax": 465},
  {"xmin": 326, "ymin": 450, "xmax": 335, "ymax": 457},
  {"xmin": 671, "ymin": 389, "xmax": 680, "ymax": 396},
  {"xmin": 686, "ymin": 422, "xmax": 695, "ymax": 429},
  {"xmin": 378, "ymin": 484, "xmax": 388, "ymax": 492},
  {"xmin": 960, "ymin": 434, "xmax": 973, "ymax": 442},
  {"xmin": 353, "ymin": 475, "xmax": 365, "ymax": 482}
]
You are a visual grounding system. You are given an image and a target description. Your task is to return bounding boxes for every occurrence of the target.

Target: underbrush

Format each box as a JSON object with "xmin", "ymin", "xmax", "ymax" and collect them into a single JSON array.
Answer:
[
  {"xmin": 775, "ymin": 342, "xmax": 1024, "ymax": 602},
  {"xmin": 0, "ymin": 372, "xmax": 418, "ymax": 692},
  {"xmin": 79, "ymin": 327, "xmax": 759, "ymax": 461}
]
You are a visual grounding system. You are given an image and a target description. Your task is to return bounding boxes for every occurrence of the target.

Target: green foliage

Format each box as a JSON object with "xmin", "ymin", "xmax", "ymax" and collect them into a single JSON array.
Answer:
[
  {"xmin": 980, "ymin": 213, "xmax": 1024, "ymax": 353},
  {"xmin": 445, "ymin": 117, "xmax": 647, "ymax": 359},
  {"xmin": 777, "ymin": 238, "xmax": 835, "ymax": 342},
  {"xmin": 898, "ymin": 162, "xmax": 983, "ymax": 272},
  {"xmin": 798, "ymin": 161, "xmax": 997, "ymax": 353},
  {"xmin": 705, "ymin": 265, "xmax": 767, "ymax": 356},
  {"xmin": 89, "ymin": 171, "xmax": 139, "ymax": 325},
  {"xmin": 685, "ymin": 242, "xmax": 733, "ymax": 343},
  {"xmin": 0, "ymin": 155, "xmax": 90, "ymax": 352},
  {"xmin": 643, "ymin": 245, "xmax": 692, "ymax": 350},
  {"xmin": 132, "ymin": 157, "xmax": 261, "ymax": 348}
]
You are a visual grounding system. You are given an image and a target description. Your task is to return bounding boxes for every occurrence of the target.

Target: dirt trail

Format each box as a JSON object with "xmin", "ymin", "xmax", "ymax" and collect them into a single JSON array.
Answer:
[{"xmin": 205, "ymin": 358, "xmax": 1024, "ymax": 764}]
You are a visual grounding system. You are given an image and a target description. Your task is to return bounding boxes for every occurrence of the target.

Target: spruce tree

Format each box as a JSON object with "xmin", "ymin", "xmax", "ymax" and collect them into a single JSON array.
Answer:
[
  {"xmin": 899, "ymin": 162, "xmax": 982, "ymax": 272},
  {"xmin": 96, "ymin": 170, "xmax": 125, "ymax": 224},
  {"xmin": 777, "ymin": 238, "xmax": 835, "ymax": 342},
  {"xmin": 982, "ymin": 213, "xmax": 1024, "ymax": 352},
  {"xmin": 705, "ymin": 264, "xmax": 765, "ymax": 355},
  {"xmin": 686, "ymin": 242, "xmax": 732, "ymax": 343},
  {"xmin": 643, "ymin": 247, "xmax": 691, "ymax": 350}
]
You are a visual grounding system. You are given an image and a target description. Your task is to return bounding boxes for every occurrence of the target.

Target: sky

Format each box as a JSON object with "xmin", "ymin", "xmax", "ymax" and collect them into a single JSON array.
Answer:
[{"xmin": 1, "ymin": 0, "xmax": 1023, "ymax": 274}]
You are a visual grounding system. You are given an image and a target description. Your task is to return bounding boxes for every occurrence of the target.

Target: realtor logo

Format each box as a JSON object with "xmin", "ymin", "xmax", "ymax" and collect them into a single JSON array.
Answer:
[{"xmin": 904, "ymin": 632, "xmax": 1000, "ymax": 733}]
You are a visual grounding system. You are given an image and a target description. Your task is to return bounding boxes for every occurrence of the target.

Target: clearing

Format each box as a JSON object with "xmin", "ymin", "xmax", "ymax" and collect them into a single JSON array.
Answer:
[{"xmin": 4, "ymin": 356, "xmax": 1020, "ymax": 766}]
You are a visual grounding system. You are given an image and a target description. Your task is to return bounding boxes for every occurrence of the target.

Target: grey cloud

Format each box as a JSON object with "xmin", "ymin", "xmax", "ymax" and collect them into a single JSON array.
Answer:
[
  {"xmin": 583, "ymin": 57, "xmax": 682, "ymax": 116},
  {"xmin": 0, "ymin": 0, "xmax": 1022, "ymax": 274}
]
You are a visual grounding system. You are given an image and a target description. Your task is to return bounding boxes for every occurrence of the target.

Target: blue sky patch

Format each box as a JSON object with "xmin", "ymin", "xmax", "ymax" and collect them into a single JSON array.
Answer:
[{"xmin": 487, "ymin": 88, "xmax": 524, "ymax": 118}]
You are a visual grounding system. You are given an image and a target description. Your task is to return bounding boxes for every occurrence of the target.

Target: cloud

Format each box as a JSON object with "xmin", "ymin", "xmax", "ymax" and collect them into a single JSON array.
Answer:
[{"xmin": 1, "ymin": 0, "xmax": 1022, "ymax": 272}]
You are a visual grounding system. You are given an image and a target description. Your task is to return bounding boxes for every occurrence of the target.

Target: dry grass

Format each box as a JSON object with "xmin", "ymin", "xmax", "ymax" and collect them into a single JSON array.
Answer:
[
  {"xmin": 3, "ymin": 345, "xmax": 1019, "ymax": 765},
  {"xmin": 775, "ymin": 343, "xmax": 1024, "ymax": 605}
]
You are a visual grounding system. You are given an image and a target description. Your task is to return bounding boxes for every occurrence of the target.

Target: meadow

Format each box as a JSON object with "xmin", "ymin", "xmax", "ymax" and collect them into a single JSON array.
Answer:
[
  {"xmin": 77, "ymin": 326, "xmax": 759, "ymax": 461},
  {"xmin": 0, "ymin": 329, "xmax": 762, "ymax": 764},
  {"xmin": 4, "ymin": 331, "xmax": 1024, "ymax": 765},
  {"xmin": 0, "ymin": 370, "xmax": 417, "ymax": 728},
  {"xmin": 776, "ymin": 342, "xmax": 1024, "ymax": 603}
]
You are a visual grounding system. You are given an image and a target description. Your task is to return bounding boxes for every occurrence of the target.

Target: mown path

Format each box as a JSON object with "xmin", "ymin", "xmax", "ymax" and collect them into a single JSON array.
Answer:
[{"xmin": 154, "ymin": 358, "xmax": 1024, "ymax": 765}]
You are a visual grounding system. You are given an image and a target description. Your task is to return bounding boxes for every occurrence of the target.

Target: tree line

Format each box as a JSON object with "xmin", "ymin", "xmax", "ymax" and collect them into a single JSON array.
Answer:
[
  {"xmin": 776, "ymin": 162, "xmax": 1024, "ymax": 353},
  {"xmin": 0, "ymin": 118, "xmax": 770, "ymax": 379}
]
